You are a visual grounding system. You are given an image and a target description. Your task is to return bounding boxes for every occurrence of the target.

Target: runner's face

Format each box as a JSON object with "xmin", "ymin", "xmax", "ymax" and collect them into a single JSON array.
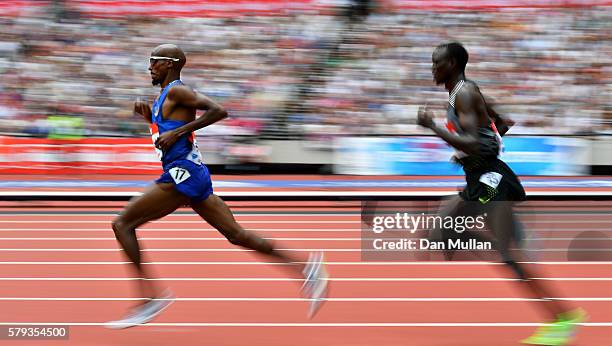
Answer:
[
  {"xmin": 148, "ymin": 56, "xmax": 172, "ymax": 86},
  {"xmin": 432, "ymin": 47, "xmax": 452, "ymax": 85}
]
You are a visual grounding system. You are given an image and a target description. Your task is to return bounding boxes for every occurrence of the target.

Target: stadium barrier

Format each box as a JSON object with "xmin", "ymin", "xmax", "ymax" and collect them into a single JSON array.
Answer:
[{"xmin": 0, "ymin": 136, "xmax": 599, "ymax": 175}]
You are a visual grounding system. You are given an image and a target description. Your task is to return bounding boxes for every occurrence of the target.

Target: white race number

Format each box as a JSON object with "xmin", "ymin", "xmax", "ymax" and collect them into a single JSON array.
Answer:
[{"xmin": 169, "ymin": 167, "xmax": 191, "ymax": 184}]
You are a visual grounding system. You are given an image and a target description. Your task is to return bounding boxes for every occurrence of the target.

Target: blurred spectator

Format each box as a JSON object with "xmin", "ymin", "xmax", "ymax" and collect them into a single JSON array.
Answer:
[{"xmin": 0, "ymin": 2, "xmax": 609, "ymax": 139}]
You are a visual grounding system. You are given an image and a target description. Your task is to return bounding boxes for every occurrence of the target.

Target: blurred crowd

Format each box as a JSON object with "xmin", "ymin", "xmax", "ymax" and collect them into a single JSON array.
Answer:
[{"xmin": 0, "ymin": 2, "xmax": 610, "ymax": 139}]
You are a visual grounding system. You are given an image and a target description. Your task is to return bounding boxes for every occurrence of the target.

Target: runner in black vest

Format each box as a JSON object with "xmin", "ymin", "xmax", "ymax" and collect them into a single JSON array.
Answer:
[{"xmin": 418, "ymin": 42, "xmax": 586, "ymax": 345}]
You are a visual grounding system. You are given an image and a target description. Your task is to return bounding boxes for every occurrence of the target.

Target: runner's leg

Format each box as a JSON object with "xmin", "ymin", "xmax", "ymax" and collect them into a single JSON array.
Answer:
[
  {"xmin": 487, "ymin": 203, "xmax": 571, "ymax": 320},
  {"xmin": 191, "ymin": 194, "xmax": 306, "ymax": 276},
  {"xmin": 112, "ymin": 182, "xmax": 189, "ymax": 299}
]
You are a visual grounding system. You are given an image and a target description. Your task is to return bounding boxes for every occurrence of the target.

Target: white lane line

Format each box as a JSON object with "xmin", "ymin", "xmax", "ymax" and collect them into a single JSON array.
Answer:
[
  {"xmin": 0, "ymin": 248, "xmax": 606, "ymax": 253},
  {"xmin": 1, "ymin": 277, "xmax": 611, "ymax": 282},
  {"xmin": 0, "ymin": 297, "xmax": 610, "ymax": 302},
  {"xmin": 0, "ymin": 249, "xmax": 359, "ymax": 252},
  {"xmin": 0, "ymin": 322, "xmax": 609, "ymax": 327},
  {"xmin": 0, "ymin": 261, "xmax": 609, "ymax": 265},
  {"xmin": 0, "ymin": 228, "xmax": 360, "ymax": 232},
  {"xmin": 1, "ymin": 237, "xmax": 610, "ymax": 241},
  {"xmin": 0, "ymin": 220, "xmax": 358, "ymax": 224},
  {"xmin": 0, "ymin": 237, "xmax": 362, "ymax": 241},
  {"xmin": 0, "ymin": 213, "xmax": 359, "ymax": 217},
  {"xmin": 0, "ymin": 220, "xmax": 608, "ymax": 224},
  {"xmin": 2, "ymin": 213, "xmax": 608, "ymax": 217},
  {"xmin": 0, "ymin": 228, "xmax": 608, "ymax": 232}
]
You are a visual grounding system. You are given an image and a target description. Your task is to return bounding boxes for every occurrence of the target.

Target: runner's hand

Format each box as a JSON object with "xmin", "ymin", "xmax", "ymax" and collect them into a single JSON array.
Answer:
[
  {"xmin": 417, "ymin": 105, "xmax": 435, "ymax": 129},
  {"xmin": 155, "ymin": 130, "xmax": 180, "ymax": 152},
  {"xmin": 134, "ymin": 98, "xmax": 152, "ymax": 121}
]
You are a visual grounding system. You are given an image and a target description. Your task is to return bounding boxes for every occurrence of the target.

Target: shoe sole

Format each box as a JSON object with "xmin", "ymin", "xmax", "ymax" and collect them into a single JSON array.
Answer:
[{"xmin": 105, "ymin": 296, "xmax": 175, "ymax": 329}]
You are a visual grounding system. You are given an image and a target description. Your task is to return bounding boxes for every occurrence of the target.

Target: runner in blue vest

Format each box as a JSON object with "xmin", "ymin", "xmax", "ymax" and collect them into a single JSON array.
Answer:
[{"xmin": 107, "ymin": 44, "xmax": 328, "ymax": 328}]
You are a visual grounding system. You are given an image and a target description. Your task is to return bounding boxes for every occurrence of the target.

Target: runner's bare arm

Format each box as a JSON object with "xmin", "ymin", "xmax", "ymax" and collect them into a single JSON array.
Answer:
[
  {"xmin": 417, "ymin": 88, "xmax": 480, "ymax": 156},
  {"xmin": 483, "ymin": 96, "xmax": 514, "ymax": 136},
  {"xmin": 155, "ymin": 86, "xmax": 228, "ymax": 151},
  {"xmin": 169, "ymin": 86, "xmax": 228, "ymax": 133}
]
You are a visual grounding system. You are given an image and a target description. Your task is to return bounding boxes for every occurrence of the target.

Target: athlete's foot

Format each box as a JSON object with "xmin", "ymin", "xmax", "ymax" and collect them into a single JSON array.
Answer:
[
  {"xmin": 302, "ymin": 252, "xmax": 329, "ymax": 318},
  {"xmin": 105, "ymin": 289, "xmax": 175, "ymax": 329},
  {"xmin": 521, "ymin": 308, "xmax": 588, "ymax": 345}
]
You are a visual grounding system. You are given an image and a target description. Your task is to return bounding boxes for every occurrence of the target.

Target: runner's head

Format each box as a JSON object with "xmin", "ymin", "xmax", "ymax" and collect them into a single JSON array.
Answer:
[
  {"xmin": 149, "ymin": 44, "xmax": 187, "ymax": 86},
  {"xmin": 432, "ymin": 42, "xmax": 468, "ymax": 85}
]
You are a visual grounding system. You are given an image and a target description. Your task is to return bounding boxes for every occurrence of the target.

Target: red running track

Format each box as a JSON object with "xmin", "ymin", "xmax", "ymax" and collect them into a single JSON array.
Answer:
[{"xmin": 0, "ymin": 202, "xmax": 611, "ymax": 345}]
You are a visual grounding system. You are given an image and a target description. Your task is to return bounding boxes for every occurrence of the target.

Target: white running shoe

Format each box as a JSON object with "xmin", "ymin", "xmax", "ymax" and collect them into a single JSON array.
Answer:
[
  {"xmin": 105, "ymin": 290, "xmax": 175, "ymax": 329},
  {"xmin": 302, "ymin": 252, "xmax": 329, "ymax": 318}
]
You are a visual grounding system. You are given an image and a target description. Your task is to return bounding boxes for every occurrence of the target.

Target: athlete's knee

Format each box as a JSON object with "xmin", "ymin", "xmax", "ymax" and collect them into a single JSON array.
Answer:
[
  {"xmin": 225, "ymin": 231, "xmax": 243, "ymax": 247},
  {"xmin": 225, "ymin": 229, "xmax": 274, "ymax": 254},
  {"xmin": 504, "ymin": 260, "xmax": 530, "ymax": 282},
  {"xmin": 111, "ymin": 218, "xmax": 133, "ymax": 239},
  {"xmin": 111, "ymin": 218, "xmax": 121, "ymax": 234}
]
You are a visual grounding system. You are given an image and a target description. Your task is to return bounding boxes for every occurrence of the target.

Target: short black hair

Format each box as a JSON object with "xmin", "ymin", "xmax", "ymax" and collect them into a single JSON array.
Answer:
[{"xmin": 437, "ymin": 42, "xmax": 469, "ymax": 72}]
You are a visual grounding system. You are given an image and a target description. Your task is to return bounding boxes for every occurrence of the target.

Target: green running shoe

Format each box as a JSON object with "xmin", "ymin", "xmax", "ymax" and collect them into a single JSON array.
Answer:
[{"xmin": 521, "ymin": 308, "xmax": 588, "ymax": 345}]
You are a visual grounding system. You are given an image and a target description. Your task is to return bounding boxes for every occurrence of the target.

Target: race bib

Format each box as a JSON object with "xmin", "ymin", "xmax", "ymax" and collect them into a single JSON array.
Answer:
[
  {"xmin": 169, "ymin": 167, "xmax": 191, "ymax": 184},
  {"xmin": 479, "ymin": 172, "xmax": 502, "ymax": 189}
]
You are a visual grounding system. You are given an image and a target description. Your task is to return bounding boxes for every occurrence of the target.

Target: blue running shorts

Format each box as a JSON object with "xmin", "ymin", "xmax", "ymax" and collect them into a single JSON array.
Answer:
[{"xmin": 155, "ymin": 159, "xmax": 213, "ymax": 203}]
